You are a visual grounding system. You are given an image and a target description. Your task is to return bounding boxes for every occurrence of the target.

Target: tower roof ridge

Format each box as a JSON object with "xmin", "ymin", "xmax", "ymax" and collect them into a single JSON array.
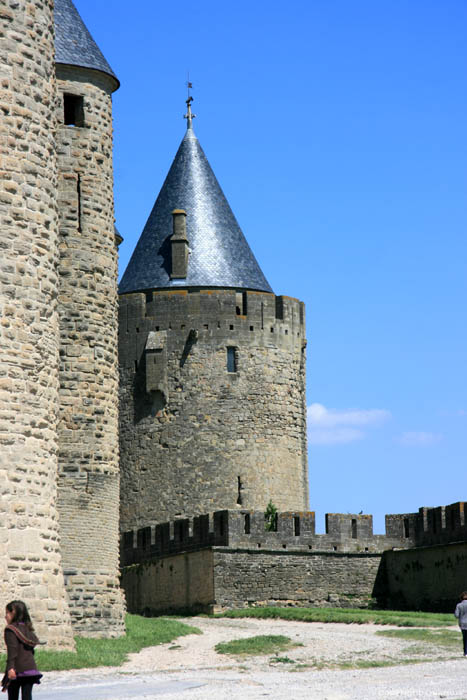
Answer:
[
  {"xmin": 54, "ymin": 0, "xmax": 119, "ymax": 88},
  {"xmin": 119, "ymin": 112, "xmax": 273, "ymax": 294}
]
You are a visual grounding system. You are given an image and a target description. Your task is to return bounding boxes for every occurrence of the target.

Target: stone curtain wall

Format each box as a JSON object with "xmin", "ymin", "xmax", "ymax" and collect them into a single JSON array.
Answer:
[
  {"xmin": 122, "ymin": 549, "xmax": 214, "ymax": 615},
  {"xmin": 119, "ymin": 290, "xmax": 308, "ymax": 530},
  {"xmin": 213, "ymin": 549, "xmax": 382, "ymax": 610},
  {"xmin": 55, "ymin": 65, "xmax": 125, "ymax": 635},
  {"xmin": 380, "ymin": 542, "xmax": 467, "ymax": 612},
  {"xmin": 0, "ymin": 0, "xmax": 74, "ymax": 648},
  {"xmin": 121, "ymin": 548, "xmax": 382, "ymax": 614}
]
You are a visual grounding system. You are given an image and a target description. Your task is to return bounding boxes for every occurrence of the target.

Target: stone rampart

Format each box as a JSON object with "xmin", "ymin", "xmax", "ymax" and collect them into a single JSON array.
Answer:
[
  {"xmin": 380, "ymin": 541, "xmax": 467, "ymax": 612},
  {"xmin": 120, "ymin": 509, "xmax": 408, "ymax": 566},
  {"xmin": 119, "ymin": 289, "xmax": 308, "ymax": 530},
  {"xmin": 386, "ymin": 502, "xmax": 467, "ymax": 548}
]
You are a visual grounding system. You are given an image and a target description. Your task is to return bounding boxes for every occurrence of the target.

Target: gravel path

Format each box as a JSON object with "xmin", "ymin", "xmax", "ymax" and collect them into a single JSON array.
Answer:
[{"xmin": 36, "ymin": 617, "xmax": 467, "ymax": 700}]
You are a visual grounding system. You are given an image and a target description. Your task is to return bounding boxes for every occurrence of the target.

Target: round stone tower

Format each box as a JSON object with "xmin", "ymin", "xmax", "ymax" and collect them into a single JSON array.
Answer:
[
  {"xmin": 0, "ymin": 0, "xmax": 73, "ymax": 648},
  {"xmin": 54, "ymin": 0, "xmax": 125, "ymax": 635},
  {"xmin": 119, "ymin": 101, "xmax": 309, "ymax": 530}
]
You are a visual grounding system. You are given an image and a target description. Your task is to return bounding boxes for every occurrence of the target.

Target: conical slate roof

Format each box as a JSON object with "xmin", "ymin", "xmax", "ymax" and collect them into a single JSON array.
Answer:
[
  {"xmin": 54, "ymin": 0, "xmax": 119, "ymax": 87},
  {"xmin": 119, "ymin": 122, "xmax": 273, "ymax": 294}
]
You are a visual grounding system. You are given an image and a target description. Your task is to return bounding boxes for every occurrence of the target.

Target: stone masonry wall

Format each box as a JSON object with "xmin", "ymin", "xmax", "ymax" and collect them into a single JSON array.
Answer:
[
  {"xmin": 0, "ymin": 0, "xmax": 74, "ymax": 648},
  {"xmin": 380, "ymin": 542, "xmax": 467, "ymax": 612},
  {"xmin": 213, "ymin": 549, "xmax": 382, "ymax": 610},
  {"xmin": 122, "ymin": 549, "xmax": 214, "ymax": 615},
  {"xmin": 55, "ymin": 64, "xmax": 125, "ymax": 635},
  {"xmin": 121, "ymin": 548, "xmax": 382, "ymax": 614},
  {"xmin": 119, "ymin": 290, "xmax": 308, "ymax": 530}
]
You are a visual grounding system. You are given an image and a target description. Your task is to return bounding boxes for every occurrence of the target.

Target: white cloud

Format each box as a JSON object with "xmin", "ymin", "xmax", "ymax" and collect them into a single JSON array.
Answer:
[
  {"xmin": 307, "ymin": 403, "xmax": 391, "ymax": 445},
  {"xmin": 396, "ymin": 431, "xmax": 443, "ymax": 447}
]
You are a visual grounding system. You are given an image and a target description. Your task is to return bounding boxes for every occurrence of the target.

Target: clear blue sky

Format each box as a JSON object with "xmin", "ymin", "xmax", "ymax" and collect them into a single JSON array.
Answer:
[{"xmin": 75, "ymin": 0, "xmax": 467, "ymax": 533}]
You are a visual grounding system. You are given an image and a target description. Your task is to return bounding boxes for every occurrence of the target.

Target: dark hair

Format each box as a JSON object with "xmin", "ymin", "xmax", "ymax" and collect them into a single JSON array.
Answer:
[
  {"xmin": 460, "ymin": 592, "xmax": 467, "ymax": 601},
  {"xmin": 5, "ymin": 601, "xmax": 34, "ymax": 632}
]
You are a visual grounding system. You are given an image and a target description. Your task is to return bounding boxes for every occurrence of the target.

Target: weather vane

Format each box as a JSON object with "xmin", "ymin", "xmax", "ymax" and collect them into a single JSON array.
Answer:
[{"xmin": 184, "ymin": 74, "xmax": 196, "ymax": 128}]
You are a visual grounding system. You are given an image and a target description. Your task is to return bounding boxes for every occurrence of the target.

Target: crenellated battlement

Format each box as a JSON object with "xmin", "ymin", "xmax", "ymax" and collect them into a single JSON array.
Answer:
[
  {"xmin": 120, "ymin": 502, "xmax": 467, "ymax": 567},
  {"xmin": 386, "ymin": 501, "xmax": 466, "ymax": 547},
  {"xmin": 119, "ymin": 289, "xmax": 306, "ymax": 369},
  {"xmin": 120, "ymin": 509, "xmax": 402, "ymax": 566}
]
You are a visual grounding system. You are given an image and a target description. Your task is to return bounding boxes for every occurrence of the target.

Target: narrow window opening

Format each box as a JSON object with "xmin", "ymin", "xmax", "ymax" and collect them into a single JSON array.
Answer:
[
  {"xmin": 76, "ymin": 173, "xmax": 82, "ymax": 232},
  {"xmin": 134, "ymin": 360, "xmax": 138, "ymax": 372},
  {"xmin": 204, "ymin": 324, "xmax": 208, "ymax": 329},
  {"xmin": 249, "ymin": 326, "xmax": 254, "ymax": 331},
  {"xmin": 275, "ymin": 296, "xmax": 284, "ymax": 320},
  {"xmin": 285, "ymin": 329, "xmax": 288, "ymax": 335},
  {"xmin": 136, "ymin": 327, "xmax": 139, "ymax": 333},
  {"xmin": 237, "ymin": 475, "xmax": 243, "ymax": 505},
  {"xmin": 227, "ymin": 346, "xmax": 237, "ymax": 373},
  {"xmin": 155, "ymin": 326, "xmax": 159, "ymax": 331},
  {"xmin": 351, "ymin": 518, "xmax": 357, "ymax": 539},
  {"xmin": 364, "ymin": 547, "xmax": 369, "ymax": 552},
  {"xmin": 63, "ymin": 93, "xmax": 84, "ymax": 126},
  {"xmin": 257, "ymin": 543, "xmax": 261, "ymax": 548},
  {"xmin": 181, "ymin": 324, "xmax": 185, "ymax": 329},
  {"xmin": 235, "ymin": 292, "xmax": 242, "ymax": 315},
  {"xmin": 270, "ymin": 327, "xmax": 274, "ymax": 333},
  {"xmin": 261, "ymin": 302, "xmax": 264, "ymax": 330},
  {"xmin": 403, "ymin": 518, "xmax": 410, "ymax": 538},
  {"xmin": 146, "ymin": 291, "xmax": 153, "ymax": 303},
  {"xmin": 294, "ymin": 516, "xmax": 300, "ymax": 536},
  {"xmin": 282, "ymin": 544, "xmax": 287, "ymax": 549},
  {"xmin": 333, "ymin": 546, "xmax": 337, "ymax": 551},
  {"xmin": 229, "ymin": 324, "xmax": 234, "ymax": 330},
  {"xmin": 244, "ymin": 514, "xmax": 250, "ymax": 534}
]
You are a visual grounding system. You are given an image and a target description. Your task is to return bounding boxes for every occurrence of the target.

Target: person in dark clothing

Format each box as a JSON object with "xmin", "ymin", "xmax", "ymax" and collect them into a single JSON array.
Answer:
[
  {"xmin": 2, "ymin": 601, "xmax": 42, "ymax": 700},
  {"xmin": 454, "ymin": 591, "xmax": 467, "ymax": 657}
]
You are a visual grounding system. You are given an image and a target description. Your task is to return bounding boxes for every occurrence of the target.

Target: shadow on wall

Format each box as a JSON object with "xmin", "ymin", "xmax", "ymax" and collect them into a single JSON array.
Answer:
[{"xmin": 373, "ymin": 542, "xmax": 467, "ymax": 613}]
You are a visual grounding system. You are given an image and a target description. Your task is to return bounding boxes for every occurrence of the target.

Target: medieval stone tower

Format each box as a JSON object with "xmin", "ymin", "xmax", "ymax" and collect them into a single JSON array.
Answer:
[
  {"xmin": 119, "ymin": 103, "xmax": 309, "ymax": 531},
  {"xmin": 54, "ymin": 0, "xmax": 125, "ymax": 636},
  {"xmin": 0, "ymin": 0, "xmax": 125, "ymax": 642}
]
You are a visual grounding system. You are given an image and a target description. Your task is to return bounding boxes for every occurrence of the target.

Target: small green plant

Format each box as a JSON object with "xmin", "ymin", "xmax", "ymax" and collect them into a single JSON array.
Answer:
[
  {"xmin": 270, "ymin": 655, "xmax": 295, "ymax": 664},
  {"xmin": 215, "ymin": 634, "xmax": 294, "ymax": 656},
  {"xmin": 264, "ymin": 500, "xmax": 278, "ymax": 531}
]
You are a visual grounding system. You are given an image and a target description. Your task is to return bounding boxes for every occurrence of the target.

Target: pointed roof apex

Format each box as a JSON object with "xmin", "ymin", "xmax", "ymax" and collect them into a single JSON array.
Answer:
[
  {"xmin": 54, "ymin": 0, "xmax": 119, "ymax": 90},
  {"xmin": 119, "ymin": 104, "xmax": 273, "ymax": 295}
]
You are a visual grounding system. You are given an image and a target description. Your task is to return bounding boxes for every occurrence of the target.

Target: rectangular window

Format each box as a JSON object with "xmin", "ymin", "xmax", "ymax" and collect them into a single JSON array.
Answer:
[
  {"xmin": 351, "ymin": 518, "xmax": 357, "ymax": 539},
  {"xmin": 227, "ymin": 346, "xmax": 237, "ymax": 372},
  {"xmin": 64, "ymin": 93, "xmax": 84, "ymax": 126}
]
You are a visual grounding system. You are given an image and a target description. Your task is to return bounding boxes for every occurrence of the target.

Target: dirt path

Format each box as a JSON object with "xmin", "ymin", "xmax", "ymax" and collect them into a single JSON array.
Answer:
[
  {"xmin": 122, "ymin": 616, "xmax": 461, "ymax": 672},
  {"xmin": 38, "ymin": 617, "xmax": 467, "ymax": 700}
]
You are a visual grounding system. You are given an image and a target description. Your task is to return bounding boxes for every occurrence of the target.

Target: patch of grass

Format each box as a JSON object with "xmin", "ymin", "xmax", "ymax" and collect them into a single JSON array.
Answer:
[
  {"xmin": 376, "ymin": 628, "xmax": 460, "ymax": 648},
  {"xmin": 214, "ymin": 607, "xmax": 453, "ymax": 627},
  {"xmin": 0, "ymin": 615, "xmax": 201, "ymax": 672},
  {"xmin": 215, "ymin": 634, "xmax": 294, "ymax": 656}
]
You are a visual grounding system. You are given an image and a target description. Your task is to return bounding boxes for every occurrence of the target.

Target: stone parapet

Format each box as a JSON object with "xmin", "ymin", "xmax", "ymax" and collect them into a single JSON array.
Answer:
[{"xmin": 120, "ymin": 509, "xmax": 409, "ymax": 566}]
